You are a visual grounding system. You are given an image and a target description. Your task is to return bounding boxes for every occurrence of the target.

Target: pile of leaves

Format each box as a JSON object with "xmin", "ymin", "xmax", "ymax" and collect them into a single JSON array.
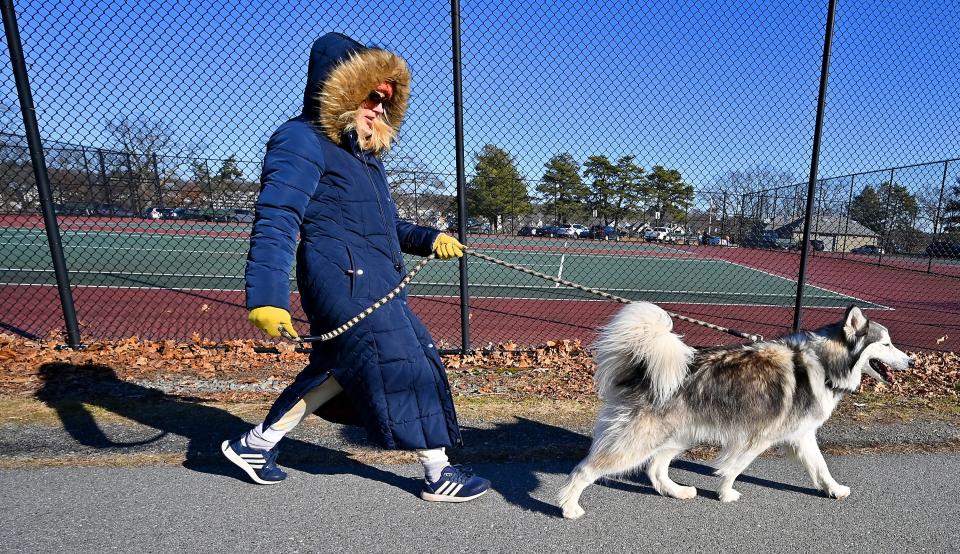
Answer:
[{"xmin": 0, "ymin": 334, "xmax": 956, "ymax": 402}]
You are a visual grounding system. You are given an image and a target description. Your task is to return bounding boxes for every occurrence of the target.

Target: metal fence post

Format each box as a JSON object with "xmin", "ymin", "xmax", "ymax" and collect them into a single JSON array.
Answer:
[
  {"xmin": 2, "ymin": 0, "xmax": 81, "ymax": 347},
  {"xmin": 204, "ymin": 159, "xmax": 214, "ymax": 210},
  {"xmin": 841, "ymin": 174, "xmax": 854, "ymax": 256},
  {"xmin": 720, "ymin": 191, "xmax": 727, "ymax": 236},
  {"xmin": 151, "ymin": 152, "xmax": 162, "ymax": 209},
  {"xmin": 451, "ymin": 0, "xmax": 470, "ymax": 354},
  {"xmin": 928, "ymin": 160, "xmax": 949, "ymax": 273},
  {"xmin": 80, "ymin": 145, "xmax": 93, "ymax": 204},
  {"xmin": 97, "ymin": 149, "xmax": 110, "ymax": 206},
  {"xmin": 878, "ymin": 168, "xmax": 895, "ymax": 265},
  {"xmin": 793, "ymin": 0, "xmax": 837, "ymax": 333}
]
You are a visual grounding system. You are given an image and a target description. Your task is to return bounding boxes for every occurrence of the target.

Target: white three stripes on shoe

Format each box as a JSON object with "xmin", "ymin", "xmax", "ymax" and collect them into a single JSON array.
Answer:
[
  {"xmin": 434, "ymin": 482, "xmax": 464, "ymax": 496},
  {"xmin": 240, "ymin": 453, "xmax": 265, "ymax": 469}
]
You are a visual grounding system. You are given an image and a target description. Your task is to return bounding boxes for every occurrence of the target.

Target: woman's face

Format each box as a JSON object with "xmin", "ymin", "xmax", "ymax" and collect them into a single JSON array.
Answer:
[{"xmin": 355, "ymin": 82, "xmax": 393, "ymax": 138}]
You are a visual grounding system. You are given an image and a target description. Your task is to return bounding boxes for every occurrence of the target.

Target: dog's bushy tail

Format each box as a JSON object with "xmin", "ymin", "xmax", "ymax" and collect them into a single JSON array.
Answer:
[{"xmin": 594, "ymin": 302, "xmax": 695, "ymax": 405}]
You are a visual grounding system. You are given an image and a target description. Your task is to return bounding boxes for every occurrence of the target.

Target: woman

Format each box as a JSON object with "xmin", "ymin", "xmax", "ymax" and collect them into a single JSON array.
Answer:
[{"xmin": 221, "ymin": 32, "xmax": 489, "ymax": 503}]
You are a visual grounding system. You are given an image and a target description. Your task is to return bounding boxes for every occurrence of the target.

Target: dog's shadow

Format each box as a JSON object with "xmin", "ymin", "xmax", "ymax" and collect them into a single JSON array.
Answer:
[
  {"xmin": 34, "ymin": 362, "xmax": 821, "ymax": 515},
  {"xmin": 610, "ymin": 459, "xmax": 823, "ymax": 500}
]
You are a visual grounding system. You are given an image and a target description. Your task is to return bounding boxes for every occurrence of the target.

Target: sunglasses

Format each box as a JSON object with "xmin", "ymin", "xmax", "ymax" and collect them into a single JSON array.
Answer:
[{"xmin": 362, "ymin": 90, "xmax": 390, "ymax": 109}]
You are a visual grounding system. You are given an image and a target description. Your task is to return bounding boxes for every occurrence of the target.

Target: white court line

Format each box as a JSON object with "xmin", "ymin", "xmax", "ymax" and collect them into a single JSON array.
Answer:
[
  {"xmin": 0, "ymin": 230, "xmax": 250, "ymax": 242},
  {"xmin": 555, "ymin": 250, "xmax": 566, "ymax": 288},
  {"xmin": 0, "ymin": 273, "xmax": 845, "ymax": 299},
  {"xmin": 466, "ymin": 249, "xmax": 885, "ymax": 308},
  {"xmin": 474, "ymin": 246, "xmax": 696, "ymax": 259},
  {"xmin": 408, "ymin": 293, "xmax": 868, "ymax": 309},
  {"xmin": 414, "ymin": 280, "xmax": 863, "ymax": 300},
  {"xmin": 0, "ymin": 282, "xmax": 248, "ymax": 293},
  {"xmin": 0, "ymin": 242, "xmax": 246, "ymax": 255},
  {"xmin": 0, "ymin": 268, "xmax": 259, "ymax": 280},
  {"xmin": 0, "ymin": 283, "xmax": 863, "ymax": 309},
  {"xmin": 709, "ymin": 257, "xmax": 892, "ymax": 310}
]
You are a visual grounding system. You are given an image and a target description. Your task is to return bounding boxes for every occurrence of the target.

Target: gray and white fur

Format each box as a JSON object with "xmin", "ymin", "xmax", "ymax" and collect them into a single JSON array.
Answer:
[{"xmin": 558, "ymin": 302, "xmax": 914, "ymax": 519}]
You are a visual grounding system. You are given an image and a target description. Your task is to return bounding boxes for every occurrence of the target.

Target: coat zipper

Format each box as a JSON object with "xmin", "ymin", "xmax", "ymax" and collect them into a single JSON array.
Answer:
[{"xmin": 358, "ymin": 152, "xmax": 402, "ymax": 271}]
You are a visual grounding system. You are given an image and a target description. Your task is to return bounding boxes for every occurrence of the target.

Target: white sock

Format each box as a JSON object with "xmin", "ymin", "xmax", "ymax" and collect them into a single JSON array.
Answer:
[
  {"xmin": 416, "ymin": 448, "xmax": 448, "ymax": 482},
  {"xmin": 242, "ymin": 377, "xmax": 344, "ymax": 452}
]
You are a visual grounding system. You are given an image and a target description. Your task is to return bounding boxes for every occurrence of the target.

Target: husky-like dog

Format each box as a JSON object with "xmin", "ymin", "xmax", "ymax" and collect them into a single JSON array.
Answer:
[{"xmin": 558, "ymin": 303, "xmax": 913, "ymax": 519}]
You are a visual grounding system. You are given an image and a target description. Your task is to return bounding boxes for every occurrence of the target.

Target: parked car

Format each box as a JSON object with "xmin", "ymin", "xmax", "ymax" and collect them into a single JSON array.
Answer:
[
  {"xmin": 539, "ymin": 224, "xmax": 568, "ymax": 237},
  {"xmin": 925, "ymin": 241, "xmax": 960, "ymax": 259},
  {"xmin": 142, "ymin": 206, "xmax": 174, "ymax": 219},
  {"xmin": 55, "ymin": 202, "xmax": 133, "ymax": 217},
  {"xmin": 851, "ymin": 244, "xmax": 884, "ymax": 255},
  {"xmin": 587, "ymin": 225, "xmax": 621, "ymax": 241},
  {"xmin": 200, "ymin": 208, "xmax": 234, "ymax": 222},
  {"xmin": 570, "ymin": 223, "xmax": 590, "ymax": 238},
  {"xmin": 232, "ymin": 209, "xmax": 255, "ymax": 223},
  {"xmin": 549, "ymin": 223, "xmax": 587, "ymax": 238},
  {"xmin": 167, "ymin": 207, "xmax": 208, "ymax": 221},
  {"xmin": 447, "ymin": 217, "xmax": 491, "ymax": 234},
  {"xmin": 791, "ymin": 239, "xmax": 825, "ymax": 251},
  {"xmin": 662, "ymin": 229, "xmax": 692, "ymax": 244},
  {"xmin": 696, "ymin": 233, "xmax": 729, "ymax": 246},
  {"xmin": 517, "ymin": 226, "xmax": 539, "ymax": 237},
  {"xmin": 743, "ymin": 232, "xmax": 791, "ymax": 250},
  {"xmin": 644, "ymin": 227, "xmax": 670, "ymax": 242}
]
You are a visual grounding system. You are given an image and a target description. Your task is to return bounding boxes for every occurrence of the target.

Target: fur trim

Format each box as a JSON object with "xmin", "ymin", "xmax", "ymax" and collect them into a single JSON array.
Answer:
[{"xmin": 318, "ymin": 48, "xmax": 410, "ymax": 152}]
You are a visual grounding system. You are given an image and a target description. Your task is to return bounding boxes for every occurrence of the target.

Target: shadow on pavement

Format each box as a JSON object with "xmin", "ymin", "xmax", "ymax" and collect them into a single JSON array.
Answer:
[
  {"xmin": 35, "ymin": 363, "xmax": 419, "ymax": 497},
  {"xmin": 35, "ymin": 362, "xmax": 819, "ymax": 516}
]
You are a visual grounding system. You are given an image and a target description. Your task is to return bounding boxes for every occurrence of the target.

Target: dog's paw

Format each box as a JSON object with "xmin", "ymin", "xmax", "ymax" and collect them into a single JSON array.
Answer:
[
  {"xmin": 672, "ymin": 485, "xmax": 698, "ymax": 500},
  {"xmin": 827, "ymin": 484, "xmax": 851, "ymax": 500},
  {"xmin": 561, "ymin": 502, "xmax": 586, "ymax": 520},
  {"xmin": 718, "ymin": 488, "xmax": 741, "ymax": 503}
]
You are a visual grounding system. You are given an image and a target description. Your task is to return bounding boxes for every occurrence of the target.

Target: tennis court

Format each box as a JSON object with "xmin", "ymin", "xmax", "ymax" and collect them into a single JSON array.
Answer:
[
  {"xmin": 0, "ymin": 226, "xmax": 879, "ymax": 311},
  {"xmin": 1, "ymin": 219, "xmax": 956, "ymax": 350}
]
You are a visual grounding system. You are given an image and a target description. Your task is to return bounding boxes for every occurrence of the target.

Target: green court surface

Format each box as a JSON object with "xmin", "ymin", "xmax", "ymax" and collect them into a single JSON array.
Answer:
[{"xmin": 0, "ymin": 228, "xmax": 881, "ymax": 308}]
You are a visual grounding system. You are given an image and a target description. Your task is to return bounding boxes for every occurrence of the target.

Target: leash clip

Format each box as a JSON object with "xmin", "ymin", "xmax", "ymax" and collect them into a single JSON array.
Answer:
[{"xmin": 278, "ymin": 327, "xmax": 303, "ymax": 343}]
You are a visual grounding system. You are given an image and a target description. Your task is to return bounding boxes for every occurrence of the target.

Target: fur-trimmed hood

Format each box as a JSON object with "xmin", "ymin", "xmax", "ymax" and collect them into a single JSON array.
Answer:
[{"xmin": 301, "ymin": 33, "xmax": 410, "ymax": 149}]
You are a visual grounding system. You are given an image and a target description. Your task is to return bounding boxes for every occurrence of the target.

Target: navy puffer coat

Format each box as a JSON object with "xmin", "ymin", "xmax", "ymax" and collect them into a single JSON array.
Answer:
[{"xmin": 245, "ymin": 33, "xmax": 461, "ymax": 450}]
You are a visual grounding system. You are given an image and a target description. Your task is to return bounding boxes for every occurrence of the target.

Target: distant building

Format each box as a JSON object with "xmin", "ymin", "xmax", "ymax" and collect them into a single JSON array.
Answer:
[{"xmin": 771, "ymin": 214, "xmax": 878, "ymax": 252}]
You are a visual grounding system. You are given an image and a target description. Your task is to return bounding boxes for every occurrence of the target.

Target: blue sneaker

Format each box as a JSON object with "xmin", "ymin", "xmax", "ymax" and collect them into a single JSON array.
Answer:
[
  {"xmin": 220, "ymin": 439, "xmax": 287, "ymax": 485},
  {"xmin": 421, "ymin": 465, "xmax": 491, "ymax": 503}
]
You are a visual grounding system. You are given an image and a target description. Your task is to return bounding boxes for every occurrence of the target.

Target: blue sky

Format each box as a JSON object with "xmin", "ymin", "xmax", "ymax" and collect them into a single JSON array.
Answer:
[{"xmin": 3, "ymin": 0, "xmax": 959, "ymax": 195}]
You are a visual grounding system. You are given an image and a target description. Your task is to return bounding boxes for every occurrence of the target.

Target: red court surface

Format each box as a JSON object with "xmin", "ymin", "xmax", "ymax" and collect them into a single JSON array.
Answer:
[
  {"xmin": 1, "ymin": 216, "xmax": 956, "ymax": 352},
  {"xmin": 2, "ymin": 274, "xmax": 955, "ymax": 352}
]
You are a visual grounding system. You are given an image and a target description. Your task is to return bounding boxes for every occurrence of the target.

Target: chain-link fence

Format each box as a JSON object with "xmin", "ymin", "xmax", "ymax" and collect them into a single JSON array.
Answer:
[{"xmin": 2, "ymin": 1, "xmax": 959, "ymax": 352}]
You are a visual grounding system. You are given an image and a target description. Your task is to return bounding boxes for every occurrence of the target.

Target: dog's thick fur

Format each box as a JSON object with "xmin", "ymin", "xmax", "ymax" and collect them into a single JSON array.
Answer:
[{"xmin": 558, "ymin": 303, "xmax": 914, "ymax": 519}]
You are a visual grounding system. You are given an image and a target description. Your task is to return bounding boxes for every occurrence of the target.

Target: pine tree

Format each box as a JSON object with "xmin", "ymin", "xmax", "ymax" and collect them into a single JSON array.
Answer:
[
  {"xmin": 613, "ymin": 155, "xmax": 647, "ymax": 224},
  {"xmin": 538, "ymin": 153, "xmax": 590, "ymax": 224},
  {"xmin": 850, "ymin": 185, "xmax": 883, "ymax": 234},
  {"xmin": 466, "ymin": 145, "xmax": 531, "ymax": 231},
  {"xmin": 584, "ymin": 155, "xmax": 617, "ymax": 224},
  {"xmin": 646, "ymin": 165, "xmax": 693, "ymax": 223},
  {"xmin": 942, "ymin": 180, "xmax": 960, "ymax": 236}
]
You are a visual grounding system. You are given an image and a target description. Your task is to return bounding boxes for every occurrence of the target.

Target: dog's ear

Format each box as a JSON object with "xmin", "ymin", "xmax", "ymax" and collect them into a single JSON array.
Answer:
[{"xmin": 844, "ymin": 305, "xmax": 867, "ymax": 338}]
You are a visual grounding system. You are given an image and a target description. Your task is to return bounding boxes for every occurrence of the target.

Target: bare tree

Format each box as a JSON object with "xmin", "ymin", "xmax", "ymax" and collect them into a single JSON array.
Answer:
[{"xmin": 107, "ymin": 114, "xmax": 201, "ymax": 210}]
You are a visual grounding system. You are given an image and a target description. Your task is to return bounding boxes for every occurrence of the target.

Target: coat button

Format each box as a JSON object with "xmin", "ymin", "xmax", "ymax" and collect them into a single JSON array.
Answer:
[
  {"xmin": 356, "ymin": 269, "xmax": 364, "ymax": 275},
  {"xmin": 394, "ymin": 262, "xmax": 402, "ymax": 271}
]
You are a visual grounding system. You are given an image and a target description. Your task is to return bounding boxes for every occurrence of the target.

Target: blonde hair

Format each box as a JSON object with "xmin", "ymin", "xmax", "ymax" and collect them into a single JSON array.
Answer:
[{"xmin": 338, "ymin": 109, "xmax": 397, "ymax": 153}]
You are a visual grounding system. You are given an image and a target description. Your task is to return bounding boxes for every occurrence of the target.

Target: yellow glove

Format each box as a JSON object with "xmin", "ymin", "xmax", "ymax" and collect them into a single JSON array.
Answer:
[
  {"xmin": 248, "ymin": 306, "xmax": 298, "ymax": 338},
  {"xmin": 432, "ymin": 233, "xmax": 465, "ymax": 259}
]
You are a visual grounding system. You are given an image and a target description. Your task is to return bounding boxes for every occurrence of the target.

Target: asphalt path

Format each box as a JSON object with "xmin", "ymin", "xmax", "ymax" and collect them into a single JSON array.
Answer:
[{"xmin": 2, "ymin": 453, "xmax": 958, "ymax": 553}]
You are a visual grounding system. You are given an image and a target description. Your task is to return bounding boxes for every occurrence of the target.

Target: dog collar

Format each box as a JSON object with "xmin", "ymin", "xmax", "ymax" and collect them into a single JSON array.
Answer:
[{"xmin": 824, "ymin": 378, "xmax": 856, "ymax": 394}]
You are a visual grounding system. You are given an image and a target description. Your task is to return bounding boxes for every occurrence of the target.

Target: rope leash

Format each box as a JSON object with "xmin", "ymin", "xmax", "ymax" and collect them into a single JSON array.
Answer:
[
  {"xmin": 280, "ymin": 253, "xmax": 436, "ymax": 343},
  {"xmin": 284, "ymin": 248, "xmax": 763, "ymax": 344},
  {"xmin": 466, "ymin": 250, "xmax": 763, "ymax": 342}
]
